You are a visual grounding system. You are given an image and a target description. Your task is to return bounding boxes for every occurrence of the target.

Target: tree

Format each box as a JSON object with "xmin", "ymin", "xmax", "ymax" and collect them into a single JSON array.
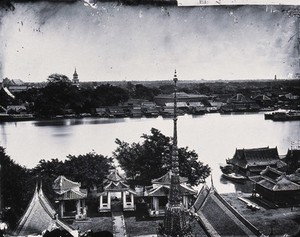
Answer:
[
  {"xmin": 113, "ymin": 128, "xmax": 210, "ymax": 186},
  {"xmin": 64, "ymin": 152, "xmax": 113, "ymax": 190},
  {"xmin": 32, "ymin": 152, "xmax": 113, "ymax": 196},
  {"xmin": 0, "ymin": 147, "xmax": 34, "ymax": 228},
  {"xmin": 34, "ymin": 74, "xmax": 82, "ymax": 116}
]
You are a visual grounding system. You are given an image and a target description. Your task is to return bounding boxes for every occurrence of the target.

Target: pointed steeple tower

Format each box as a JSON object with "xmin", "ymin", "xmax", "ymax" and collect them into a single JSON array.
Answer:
[
  {"xmin": 162, "ymin": 70, "xmax": 191, "ymax": 236},
  {"xmin": 72, "ymin": 67, "xmax": 79, "ymax": 84}
]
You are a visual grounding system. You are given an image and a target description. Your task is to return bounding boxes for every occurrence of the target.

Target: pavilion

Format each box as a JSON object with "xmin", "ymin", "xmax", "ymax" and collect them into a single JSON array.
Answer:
[
  {"xmin": 98, "ymin": 169, "xmax": 136, "ymax": 212},
  {"xmin": 53, "ymin": 176, "xmax": 87, "ymax": 219},
  {"xmin": 145, "ymin": 170, "xmax": 196, "ymax": 217}
]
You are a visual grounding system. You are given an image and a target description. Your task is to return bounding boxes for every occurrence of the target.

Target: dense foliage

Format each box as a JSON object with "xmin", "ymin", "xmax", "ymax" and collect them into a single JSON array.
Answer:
[
  {"xmin": 0, "ymin": 147, "xmax": 113, "ymax": 229},
  {"xmin": 0, "ymin": 147, "xmax": 33, "ymax": 228},
  {"xmin": 32, "ymin": 152, "xmax": 113, "ymax": 200},
  {"xmin": 113, "ymin": 128, "xmax": 211, "ymax": 186}
]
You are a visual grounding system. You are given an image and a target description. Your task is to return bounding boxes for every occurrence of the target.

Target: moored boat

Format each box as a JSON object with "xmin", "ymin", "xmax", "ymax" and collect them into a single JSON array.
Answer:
[{"xmin": 222, "ymin": 172, "xmax": 248, "ymax": 183}]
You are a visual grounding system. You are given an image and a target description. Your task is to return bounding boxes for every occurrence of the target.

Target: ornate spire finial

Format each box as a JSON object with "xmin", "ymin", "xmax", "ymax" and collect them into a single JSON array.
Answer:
[{"xmin": 162, "ymin": 71, "xmax": 191, "ymax": 236}]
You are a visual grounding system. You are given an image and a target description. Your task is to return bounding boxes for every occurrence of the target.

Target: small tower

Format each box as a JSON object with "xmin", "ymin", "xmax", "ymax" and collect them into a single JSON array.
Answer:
[
  {"xmin": 72, "ymin": 68, "xmax": 79, "ymax": 84},
  {"xmin": 161, "ymin": 70, "xmax": 192, "ymax": 236}
]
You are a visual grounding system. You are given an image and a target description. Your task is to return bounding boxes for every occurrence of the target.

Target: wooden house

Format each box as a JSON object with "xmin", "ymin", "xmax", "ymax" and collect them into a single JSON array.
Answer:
[{"xmin": 226, "ymin": 147, "xmax": 287, "ymax": 176}]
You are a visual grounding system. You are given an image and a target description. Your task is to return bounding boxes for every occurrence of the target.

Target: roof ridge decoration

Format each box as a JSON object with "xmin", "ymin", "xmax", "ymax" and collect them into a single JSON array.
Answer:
[{"xmin": 15, "ymin": 182, "xmax": 57, "ymax": 236}]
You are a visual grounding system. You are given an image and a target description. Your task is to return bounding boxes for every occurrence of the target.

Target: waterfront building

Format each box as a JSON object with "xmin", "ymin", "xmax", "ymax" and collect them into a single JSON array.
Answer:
[
  {"xmin": 226, "ymin": 147, "xmax": 287, "ymax": 176},
  {"xmin": 223, "ymin": 93, "xmax": 260, "ymax": 112},
  {"xmin": 250, "ymin": 166, "xmax": 300, "ymax": 206},
  {"xmin": 53, "ymin": 176, "xmax": 87, "ymax": 219},
  {"xmin": 154, "ymin": 92, "xmax": 209, "ymax": 106},
  {"xmin": 15, "ymin": 183, "xmax": 77, "ymax": 236},
  {"xmin": 98, "ymin": 169, "xmax": 136, "ymax": 212},
  {"xmin": 192, "ymin": 184, "xmax": 261, "ymax": 236}
]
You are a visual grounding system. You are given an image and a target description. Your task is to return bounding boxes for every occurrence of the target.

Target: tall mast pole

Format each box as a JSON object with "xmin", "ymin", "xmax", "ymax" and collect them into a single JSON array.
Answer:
[{"xmin": 162, "ymin": 70, "xmax": 191, "ymax": 236}]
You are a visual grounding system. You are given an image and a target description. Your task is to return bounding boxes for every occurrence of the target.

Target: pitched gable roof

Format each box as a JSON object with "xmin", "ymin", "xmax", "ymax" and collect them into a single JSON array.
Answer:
[
  {"xmin": 250, "ymin": 166, "xmax": 300, "ymax": 192},
  {"xmin": 229, "ymin": 147, "xmax": 281, "ymax": 168},
  {"xmin": 15, "ymin": 185, "xmax": 77, "ymax": 236},
  {"xmin": 53, "ymin": 176, "xmax": 80, "ymax": 194},
  {"xmin": 147, "ymin": 183, "xmax": 196, "ymax": 197},
  {"xmin": 15, "ymin": 185, "xmax": 56, "ymax": 236},
  {"xmin": 192, "ymin": 186, "xmax": 260, "ymax": 236},
  {"xmin": 151, "ymin": 170, "xmax": 188, "ymax": 185}
]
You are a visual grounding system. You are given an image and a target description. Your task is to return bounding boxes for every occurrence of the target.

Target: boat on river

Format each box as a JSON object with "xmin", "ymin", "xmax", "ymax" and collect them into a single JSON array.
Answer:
[
  {"xmin": 222, "ymin": 172, "xmax": 248, "ymax": 183},
  {"xmin": 0, "ymin": 113, "xmax": 35, "ymax": 122},
  {"xmin": 220, "ymin": 164, "xmax": 247, "ymax": 183},
  {"xmin": 265, "ymin": 110, "xmax": 300, "ymax": 121}
]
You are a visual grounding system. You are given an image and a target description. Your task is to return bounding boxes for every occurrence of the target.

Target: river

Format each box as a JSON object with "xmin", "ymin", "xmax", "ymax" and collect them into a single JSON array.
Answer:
[{"xmin": 0, "ymin": 112, "xmax": 299, "ymax": 193}]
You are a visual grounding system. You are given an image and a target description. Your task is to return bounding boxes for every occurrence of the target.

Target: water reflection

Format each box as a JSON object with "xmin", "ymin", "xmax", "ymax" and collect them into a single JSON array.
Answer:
[
  {"xmin": 33, "ymin": 118, "xmax": 127, "ymax": 126},
  {"xmin": 1, "ymin": 113, "xmax": 300, "ymax": 193}
]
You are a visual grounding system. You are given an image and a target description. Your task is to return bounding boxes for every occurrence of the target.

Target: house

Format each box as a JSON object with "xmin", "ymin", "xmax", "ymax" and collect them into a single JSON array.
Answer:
[
  {"xmin": 191, "ymin": 184, "xmax": 261, "ymax": 236},
  {"xmin": 250, "ymin": 166, "xmax": 300, "ymax": 206},
  {"xmin": 53, "ymin": 176, "xmax": 87, "ymax": 219},
  {"xmin": 15, "ymin": 184, "xmax": 78, "ymax": 237},
  {"xmin": 226, "ymin": 147, "xmax": 287, "ymax": 176},
  {"xmin": 224, "ymin": 93, "xmax": 259, "ymax": 112},
  {"xmin": 98, "ymin": 170, "xmax": 136, "ymax": 212},
  {"xmin": 154, "ymin": 92, "xmax": 209, "ymax": 106},
  {"xmin": 144, "ymin": 170, "xmax": 196, "ymax": 217}
]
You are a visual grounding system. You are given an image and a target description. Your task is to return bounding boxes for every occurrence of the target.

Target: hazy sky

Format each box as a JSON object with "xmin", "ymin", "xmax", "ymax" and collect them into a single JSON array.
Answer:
[{"xmin": 0, "ymin": 2, "xmax": 299, "ymax": 82}]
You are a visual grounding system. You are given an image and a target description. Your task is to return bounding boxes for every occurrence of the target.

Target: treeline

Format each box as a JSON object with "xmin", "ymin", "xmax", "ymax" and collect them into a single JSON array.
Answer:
[
  {"xmin": 1, "ymin": 74, "xmax": 161, "ymax": 117},
  {"xmin": 0, "ymin": 128, "xmax": 210, "ymax": 230}
]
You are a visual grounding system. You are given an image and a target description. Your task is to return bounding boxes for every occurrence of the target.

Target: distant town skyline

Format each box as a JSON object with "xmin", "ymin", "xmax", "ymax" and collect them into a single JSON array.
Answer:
[{"xmin": 0, "ymin": 2, "xmax": 299, "ymax": 82}]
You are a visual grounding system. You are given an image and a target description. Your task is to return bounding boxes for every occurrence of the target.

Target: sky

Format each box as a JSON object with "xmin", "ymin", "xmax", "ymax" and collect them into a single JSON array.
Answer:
[{"xmin": 0, "ymin": 1, "xmax": 299, "ymax": 82}]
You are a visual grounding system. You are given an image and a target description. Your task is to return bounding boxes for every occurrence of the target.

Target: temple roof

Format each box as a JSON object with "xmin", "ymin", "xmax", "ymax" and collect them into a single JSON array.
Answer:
[
  {"xmin": 250, "ymin": 166, "xmax": 300, "ymax": 191},
  {"xmin": 106, "ymin": 169, "xmax": 125, "ymax": 182},
  {"xmin": 192, "ymin": 185, "xmax": 260, "ymax": 236},
  {"xmin": 53, "ymin": 176, "xmax": 87, "ymax": 200},
  {"xmin": 151, "ymin": 170, "xmax": 188, "ymax": 185},
  {"xmin": 55, "ymin": 188, "xmax": 87, "ymax": 200},
  {"xmin": 228, "ymin": 147, "xmax": 282, "ymax": 169},
  {"xmin": 15, "ymin": 185, "xmax": 73, "ymax": 236},
  {"xmin": 147, "ymin": 183, "xmax": 196, "ymax": 197},
  {"xmin": 53, "ymin": 176, "xmax": 80, "ymax": 193}
]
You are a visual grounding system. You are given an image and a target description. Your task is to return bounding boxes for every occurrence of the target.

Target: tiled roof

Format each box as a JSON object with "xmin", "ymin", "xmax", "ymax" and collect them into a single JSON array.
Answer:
[
  {"xmin": 106, "ymin": 170, "xmax": 125, "ymax": 182},
  {"xmin": 104, "ymin": 181, "xmax": 129, "ymax": 191},
  {"xmin": 53, "ymin": 176, "xmax": 80, "ymax": 193},
  {"xmin": 250, "ymin": 167, "xmax": 300, "ymax": 191},
  {"xmin": 147, "ymin": 183, "xmax": 196, "ymax": 197},
  {"xmin": 55, "ymin": 188, "xmax": 87, "ymax": 200},
  {"xmin": 228, "ymin": 147, "xmax": 281, "ymax": 168},
  {"xmin": 151, "ymin": 170, "xmax": 188, "ymax": 185},
  {"xmin": 192, "ymin": 186, "xmax": 260, "ymax": 236},
  {"xmin": 15, "ymin": 186, "xmax": 57, "ymax": 236}
]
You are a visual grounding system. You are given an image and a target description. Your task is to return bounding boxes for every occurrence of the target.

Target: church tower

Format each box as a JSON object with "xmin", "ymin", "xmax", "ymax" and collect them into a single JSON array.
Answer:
[
  {"xmin": 72, "ymin": 68, "xmax": 79, "ymax": 84},
  {"xmin": 162, "ymin": 70, "xmax": 191, "ymax": 236}
]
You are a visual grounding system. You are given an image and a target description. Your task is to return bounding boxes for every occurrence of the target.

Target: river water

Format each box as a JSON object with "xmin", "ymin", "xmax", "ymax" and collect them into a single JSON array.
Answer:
[{"xmin": 0, "ymin": 112, "xmax": 299, "ymax": 193}]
